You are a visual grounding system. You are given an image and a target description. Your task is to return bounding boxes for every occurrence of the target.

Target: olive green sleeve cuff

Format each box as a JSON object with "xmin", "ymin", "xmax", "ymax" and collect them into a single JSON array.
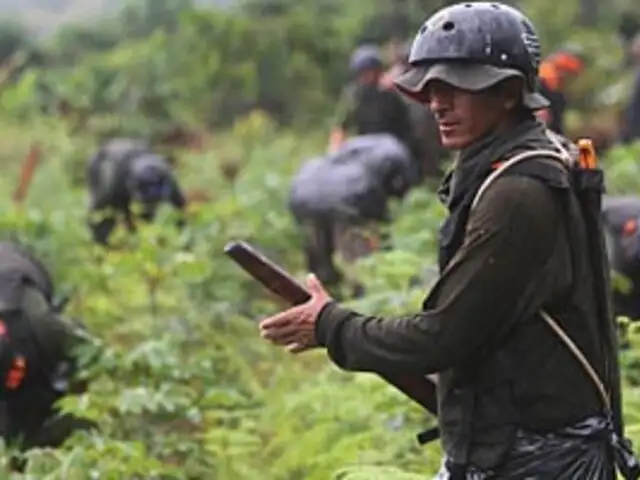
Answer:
[{"xmin": 315, "ymin": 301, "xmax": 352, "ymax": 347}]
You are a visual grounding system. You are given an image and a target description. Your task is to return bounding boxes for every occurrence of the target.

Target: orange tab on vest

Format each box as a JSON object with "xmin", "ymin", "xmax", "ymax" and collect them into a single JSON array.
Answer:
[
  {"xmin": 623, "ymin": 219, "xmax": 638, "ymax": 237},
  {"xmin": 5, "ymin": 355, "xmax": 26, "ymax": 390},
  {"xmin": 577, "ymin": 138, "xmax": 597, "ymax": 169}
]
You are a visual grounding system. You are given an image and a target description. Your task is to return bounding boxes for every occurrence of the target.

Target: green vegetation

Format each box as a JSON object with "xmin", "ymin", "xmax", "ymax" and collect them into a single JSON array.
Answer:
[{"xmin": 0, "ymin": 0, "xmax": 639, "ymax": 478}]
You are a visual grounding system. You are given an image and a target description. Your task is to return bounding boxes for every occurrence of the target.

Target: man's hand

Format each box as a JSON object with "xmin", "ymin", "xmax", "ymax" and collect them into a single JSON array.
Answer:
[
  {"xmin": 327, "ymin": 129, "xmax": 346, "ymax": 154},
  {"xmin": 259, "ymin": 274, "xmax": 332, "ymax": 354}
]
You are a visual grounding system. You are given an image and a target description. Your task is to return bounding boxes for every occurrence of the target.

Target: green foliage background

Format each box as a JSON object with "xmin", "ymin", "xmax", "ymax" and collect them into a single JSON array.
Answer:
[{"xmin": 0, "ymin": 0, "xmax": 638, "ymax": 478}]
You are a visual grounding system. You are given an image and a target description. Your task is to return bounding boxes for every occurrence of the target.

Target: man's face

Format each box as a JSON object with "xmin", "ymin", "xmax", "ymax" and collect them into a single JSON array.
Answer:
[{"xmin": 423, "ymin": 80, "xmax": 514, "ymax": 149}]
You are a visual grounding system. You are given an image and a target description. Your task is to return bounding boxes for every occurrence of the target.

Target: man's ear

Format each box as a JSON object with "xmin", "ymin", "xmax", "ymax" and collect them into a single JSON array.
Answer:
[{"xmin": 500, "ymin": 78, "xmax": 523, "ymax": 110}]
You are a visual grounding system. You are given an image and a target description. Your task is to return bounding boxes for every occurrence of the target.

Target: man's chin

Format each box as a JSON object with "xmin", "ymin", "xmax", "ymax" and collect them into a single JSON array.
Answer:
[{"xmin": 440, "ymin": 136, "xmax": 470, "ymax": 150}]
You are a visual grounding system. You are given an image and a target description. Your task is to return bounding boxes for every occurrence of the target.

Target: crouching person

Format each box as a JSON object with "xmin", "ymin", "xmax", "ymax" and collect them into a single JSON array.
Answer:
[
  {"xmin": 0, "ymin": 242, "xmax": 98, "ymax": 469},
  {"xmin": 86, "ymin": 137, "xmax": 187, "ymax": 245},
  {"xmin": 289, "ymin": 133, "xmax": 414, "ymax": 296}
]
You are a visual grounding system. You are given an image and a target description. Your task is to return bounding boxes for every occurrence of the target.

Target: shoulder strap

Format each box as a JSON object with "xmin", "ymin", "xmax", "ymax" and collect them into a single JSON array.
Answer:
[
  {"xmin": 539, "ymin": 310, "xmax": 611, "ymax": 411},
  {"xmin": 470, "ymin": 137, "xmax": 612, "ymax": 414},
  {"xmin": 471, "ymin": 148, "xmax": 568, "ymax": 210}
]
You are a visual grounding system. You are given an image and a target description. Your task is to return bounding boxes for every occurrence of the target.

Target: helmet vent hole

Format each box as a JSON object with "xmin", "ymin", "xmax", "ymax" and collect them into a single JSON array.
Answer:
[
  {"xmin": 490, "ymin": 3, "xmax": 500, "ymax": 8},
  {"xmin": 442, "ymin": 21, "xmax": 455, "ymax": 31},
  {"xmin": 464, "ymin": 3, "xmax": 472, "ymax": 6},
  {"xmin": 419, "ymin": 25, "xmax": 428, "ymax": 34}
]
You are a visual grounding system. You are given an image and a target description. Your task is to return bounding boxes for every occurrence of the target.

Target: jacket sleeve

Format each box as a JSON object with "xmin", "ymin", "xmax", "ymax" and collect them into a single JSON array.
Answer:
[{"xmin": 314, "ymin": 175, "xmax": 563, "ymax": 375}]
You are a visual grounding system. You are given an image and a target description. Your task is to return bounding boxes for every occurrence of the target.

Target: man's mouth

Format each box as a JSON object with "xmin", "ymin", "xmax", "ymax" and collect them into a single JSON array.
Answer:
[{"xmin": 438, "ymin": 122, "xmax": 459, "ymax": 134}]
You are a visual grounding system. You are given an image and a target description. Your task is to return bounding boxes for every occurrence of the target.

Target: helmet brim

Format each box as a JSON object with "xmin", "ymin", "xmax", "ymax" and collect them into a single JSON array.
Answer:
[{"xmin": 394, "ymin": 63, "xmax": 549, "ymax": 110}]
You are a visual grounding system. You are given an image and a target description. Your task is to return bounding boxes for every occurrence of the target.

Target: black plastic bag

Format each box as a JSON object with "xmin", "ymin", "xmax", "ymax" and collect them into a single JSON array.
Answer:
[{"xmin": 435, "ymin": 416, "xmax": 629, "ymax": 479}]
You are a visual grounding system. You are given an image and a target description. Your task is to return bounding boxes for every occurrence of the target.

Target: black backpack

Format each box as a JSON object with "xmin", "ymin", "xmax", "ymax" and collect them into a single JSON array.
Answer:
[{"xmin": 471, "ymin": 137, "xmax": 640, "ymax": 479}]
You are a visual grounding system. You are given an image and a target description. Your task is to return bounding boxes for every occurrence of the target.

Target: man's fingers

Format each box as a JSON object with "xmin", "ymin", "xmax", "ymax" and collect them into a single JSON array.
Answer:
[
  {"xmin": 260, "ymin": 320, "xmax": 307, "ymax": 340},
  {"xmin": 259, "ymin": 305, "xmax": 305, "ymax": 329},
  {"xmin": 287, "ymin": 342, "xmax": 312, "ymax": 354},
  {"xmin": 261, "ymin": 327, "xmax": 303, "ymax": 345},
  {"xmin": 267, "ymin": 335, "xmax": 300, "ymax": 347}
]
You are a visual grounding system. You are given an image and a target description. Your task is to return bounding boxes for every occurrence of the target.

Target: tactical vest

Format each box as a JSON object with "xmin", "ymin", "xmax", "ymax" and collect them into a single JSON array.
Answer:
[{"xmin": 424, "ymin": 139, "xmax": 628, "ymax": 472}]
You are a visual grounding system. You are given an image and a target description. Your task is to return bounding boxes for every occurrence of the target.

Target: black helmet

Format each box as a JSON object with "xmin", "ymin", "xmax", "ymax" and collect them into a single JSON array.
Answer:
[
  {"xmin": 349, "ymin": 45, "xmax": 384, "ymax": 73},
  {"xmin": 394, "ymin": 2, "xmax": 548, "ymax": 110}
]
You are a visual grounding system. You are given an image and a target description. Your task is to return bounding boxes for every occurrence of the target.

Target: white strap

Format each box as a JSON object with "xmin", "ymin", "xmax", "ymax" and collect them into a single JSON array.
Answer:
[
  {"xmin": 470, "ymin": 149, "xmax": 566, "ymax": 210},
  {"xmin": 470, "ymin": 143, "xmax": 611, "ymax": 412},
  {"xmin": 539, "ymin": 310, "xmax": 611, "ymax": 411}
]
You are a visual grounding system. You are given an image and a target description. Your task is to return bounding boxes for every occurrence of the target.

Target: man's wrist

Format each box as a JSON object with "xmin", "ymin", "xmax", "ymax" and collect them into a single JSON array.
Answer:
[{"xmin": 315, "ymin": 301, "xmax": 352, "ymax": 347}]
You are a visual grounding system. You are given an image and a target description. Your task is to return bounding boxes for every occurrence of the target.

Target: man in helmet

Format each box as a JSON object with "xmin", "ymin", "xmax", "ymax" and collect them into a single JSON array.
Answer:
[
  {"xmin": 86, "ymin": 137, "xmax": 187, "ymax": 245},
  {"xmin": 258, "ymin": 3, "xmax": 631, "ymax": 478},
  {"xmin": 536, "ymin": 46, "xmax": 586, "ymax": 135},
  {"xmin": 328, "ymin": 45, "xmax": 417, "ymax": 179}
]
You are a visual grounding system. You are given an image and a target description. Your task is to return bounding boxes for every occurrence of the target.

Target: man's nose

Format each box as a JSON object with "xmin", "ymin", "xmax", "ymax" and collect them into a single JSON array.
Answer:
[{"xmin": 429, "ymin": 95, "xmax": 451, "ymax": 115}]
